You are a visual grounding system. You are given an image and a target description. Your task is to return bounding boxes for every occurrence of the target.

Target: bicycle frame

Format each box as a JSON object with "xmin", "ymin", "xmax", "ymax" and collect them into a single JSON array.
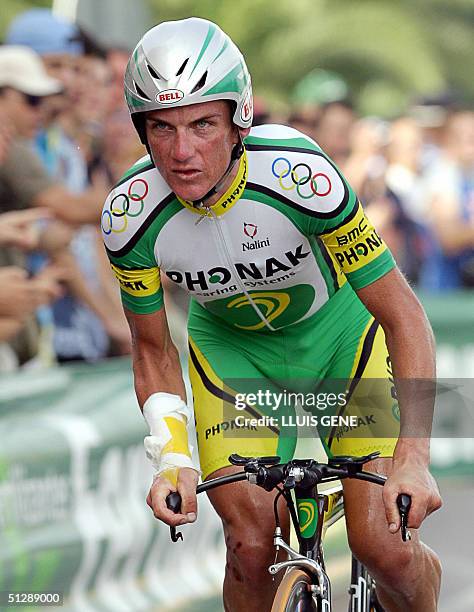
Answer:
[
  {"xmin": 268, "ymin": 480, "xmax": 344, "ymax": 610},
  {"xmin": 166, "ymin": 453, "xmax": 410, "ymax": 611},
  {"xmin": 269, "ymin": 478, "xmax": 388, "ymax": 611}
]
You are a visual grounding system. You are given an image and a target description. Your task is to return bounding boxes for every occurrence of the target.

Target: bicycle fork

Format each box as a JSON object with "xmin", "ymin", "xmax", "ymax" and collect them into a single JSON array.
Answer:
[{"xmin": 269, "ymin": 488, "xmax": 332, "ymax": 609}]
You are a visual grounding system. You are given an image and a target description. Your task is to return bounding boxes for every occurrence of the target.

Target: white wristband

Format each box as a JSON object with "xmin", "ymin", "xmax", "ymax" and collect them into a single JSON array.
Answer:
[
  {"xmin": 143, "ymin": 392, "xmax": 192, "ymax": 433},
  {"xmin": 142, "ymin": 392, "xmax": 200, "ymax": 475}
]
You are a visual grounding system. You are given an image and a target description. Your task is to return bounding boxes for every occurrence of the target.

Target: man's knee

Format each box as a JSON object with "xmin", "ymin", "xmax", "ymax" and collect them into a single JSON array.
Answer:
[
  {"xmin": 220, "ymin": 496, "xmax": 285, "ymax": 583},
  {"xmin": 206, "ymin": 467, "xmax": 289, "ymax": 585},
  {"xmin": 348, "ymin": 528, "xmax": 417, "ymax": 582},
  {"xmin": 348, "ymin": 527, "xmax": 441, "ymax": 591},
  {"xmin": 224, "ymin": 529, "xmax": 276, "ymax": 583}
]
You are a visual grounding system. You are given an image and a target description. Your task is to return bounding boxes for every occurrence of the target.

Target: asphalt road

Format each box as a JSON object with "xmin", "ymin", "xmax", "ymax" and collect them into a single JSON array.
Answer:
[
  {"xmin": 419, "ymin": 478, "xmax": 474, "ymax": 612},
  {"xmin": 172, "ymin": 476, "xmax": 474, "ymax": 612}
]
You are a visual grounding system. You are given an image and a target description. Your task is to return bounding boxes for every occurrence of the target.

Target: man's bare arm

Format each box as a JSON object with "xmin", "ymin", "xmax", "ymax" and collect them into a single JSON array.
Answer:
[
  {"xmin": 33, "ymin": 184, "xmax": 107, "ymax": 225},
  {"xmin": 125, "ymin": 306, "xmax": 199, "ymax": 526},
  {"xmin": 357, "ymin": 266, "xmax": 436, "ymax": 450},
  {"xmin": 124, "ymin": 306, "xmax": 186, "ymax": 409},
  {"xmin": 356, "ymin": 267, "xmax": 442, "ymax": 531}
]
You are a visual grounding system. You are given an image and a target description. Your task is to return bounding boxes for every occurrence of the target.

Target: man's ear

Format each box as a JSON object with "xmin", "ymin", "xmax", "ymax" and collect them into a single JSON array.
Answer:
[{"xmin": 238, "ymin": 127, "xmax": 251, "ymax": 140}]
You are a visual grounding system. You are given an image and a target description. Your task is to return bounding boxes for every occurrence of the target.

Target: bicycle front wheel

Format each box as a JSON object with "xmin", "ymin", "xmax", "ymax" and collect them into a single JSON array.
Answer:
[{"xmin": 271, "ymin": 568, "xmax": 318, "ymax": 612}]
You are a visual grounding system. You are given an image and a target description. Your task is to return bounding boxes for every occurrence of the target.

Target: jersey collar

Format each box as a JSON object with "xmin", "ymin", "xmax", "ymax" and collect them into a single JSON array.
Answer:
[{"xmin": 177, "ymin": 149, "xmax": 247, "ymax": 216}]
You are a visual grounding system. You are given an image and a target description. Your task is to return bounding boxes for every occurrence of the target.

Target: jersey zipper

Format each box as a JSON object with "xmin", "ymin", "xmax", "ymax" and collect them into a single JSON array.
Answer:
[{"xmin": 205, "ymin": 207, "xmax": 277, "ymax": 332}]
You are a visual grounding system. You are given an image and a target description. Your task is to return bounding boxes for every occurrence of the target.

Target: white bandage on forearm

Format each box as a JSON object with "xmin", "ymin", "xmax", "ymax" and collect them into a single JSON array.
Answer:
[{"xmin": 142, "ymin": 392, "xmax": 200, "ymax": 475}]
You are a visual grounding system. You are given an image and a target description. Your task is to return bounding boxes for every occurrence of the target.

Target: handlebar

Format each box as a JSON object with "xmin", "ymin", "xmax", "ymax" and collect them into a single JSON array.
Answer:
[{"xmin": 165, "ymin": 452, "xmax": 412, "ymax": 542}]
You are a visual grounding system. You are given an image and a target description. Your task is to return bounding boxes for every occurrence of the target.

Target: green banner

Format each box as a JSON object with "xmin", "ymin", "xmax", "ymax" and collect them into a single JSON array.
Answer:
[
  {"xmin": 419, "ymin": 292, "xmax": 474, "ymax": 475},
  {"xmin": 0, "ymin": 358, "xmax": 225, "ymax": 611}
]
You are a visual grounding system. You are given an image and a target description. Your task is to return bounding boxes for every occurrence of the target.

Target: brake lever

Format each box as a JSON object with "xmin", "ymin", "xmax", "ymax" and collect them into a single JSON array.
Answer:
[{"xmin": 397, "ymin": 493, "xmax": 412, "ymax": 542}]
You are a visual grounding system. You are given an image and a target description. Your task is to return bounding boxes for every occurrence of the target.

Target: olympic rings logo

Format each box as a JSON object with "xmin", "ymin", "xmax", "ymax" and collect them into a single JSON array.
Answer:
[
  {"xmin": 271, "ymin": 157, "xmax": 332, "ymax": 199},
  {"xmin": 101, "ymin": 179, "xmax": 149, "ymax": 235}
]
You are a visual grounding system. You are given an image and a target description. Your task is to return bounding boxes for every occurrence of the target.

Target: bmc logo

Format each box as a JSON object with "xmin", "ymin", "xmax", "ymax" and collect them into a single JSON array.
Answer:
[{"xmin": 156, "ymin": 89, "xmax": 184, "ymax": 104}]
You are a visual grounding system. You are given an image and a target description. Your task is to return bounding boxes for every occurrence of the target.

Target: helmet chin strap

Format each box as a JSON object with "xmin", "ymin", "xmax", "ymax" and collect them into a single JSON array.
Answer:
[{"xmin": 191, "ymin": 134, "xmax": 244, "ymax": 209}]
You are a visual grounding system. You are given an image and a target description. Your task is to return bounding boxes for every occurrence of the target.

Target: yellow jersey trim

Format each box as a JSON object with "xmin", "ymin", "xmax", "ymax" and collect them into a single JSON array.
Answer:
[{"xmin": 110, "ymin": 263, "xmax": 161, "ymax": 297}]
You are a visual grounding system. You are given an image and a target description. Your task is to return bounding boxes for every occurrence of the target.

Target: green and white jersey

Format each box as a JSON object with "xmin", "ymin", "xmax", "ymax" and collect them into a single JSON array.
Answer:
[{"xmin": 102, "ymin": 124, "xmax": 395, "ymax": 332}]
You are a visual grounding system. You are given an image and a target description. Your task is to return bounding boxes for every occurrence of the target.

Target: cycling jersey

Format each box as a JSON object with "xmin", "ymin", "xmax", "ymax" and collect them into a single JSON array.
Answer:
[
  {"xmin": 102, "ymin": 124, "xmax": 394, "ymax": 329},
  {"xmin": 102, "ymin": 124, "xmax": 399, "ymax": 478}
]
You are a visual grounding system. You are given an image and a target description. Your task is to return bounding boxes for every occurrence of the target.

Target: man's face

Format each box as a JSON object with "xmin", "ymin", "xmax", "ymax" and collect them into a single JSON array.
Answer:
[
  {"xmin": 145, "ymin": 100, "xmax": 240, "ymax": 201},
  {"xmin": 446, "ymin": 112, "xmax": 474, "ymax": 169},
  {"xmin": 40, "ymin": 53, "xmax": 79, "ymax": 120},
  {"xmin": 42, "ymin": 53, "xmax": 80, "ymax": 96},
  {"xmin": 0, "ymin": 88, "xmax": 43, "ymax": 139}
]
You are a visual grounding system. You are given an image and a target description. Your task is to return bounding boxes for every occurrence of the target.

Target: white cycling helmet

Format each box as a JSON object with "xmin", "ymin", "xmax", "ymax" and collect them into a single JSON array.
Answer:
[{"xmin": 125, "ymin": 17, "xmax": 253, "ymax": 144}]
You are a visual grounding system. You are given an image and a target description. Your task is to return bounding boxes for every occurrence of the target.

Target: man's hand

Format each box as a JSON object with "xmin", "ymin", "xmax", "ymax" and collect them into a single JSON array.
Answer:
[
  {"xmin": 0, "ymin": 265, "xmax": 65, "ymax": 320},
  {"xmin": 0, "ymin": 209, "xmax": 51, "ymax": 250},
  {"xmin": 382, "ymin": 456, "xmax": 442, "ymax": 533},
  {"xmin": 29, "ymin": 266, "xmax": 65, "ymax": 304},
  {"xmin": 146, "ymin": 467, "xmax": 199, "ymax": 527}
]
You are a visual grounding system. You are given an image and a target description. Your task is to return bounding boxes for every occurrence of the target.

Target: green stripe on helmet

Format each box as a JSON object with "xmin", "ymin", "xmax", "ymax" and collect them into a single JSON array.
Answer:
[
  {"xmin": 204, "ymin": 63, "xmax": 246, "ymax": 96},
  {"xmin": 189, "ymin": 22, "xmax": 217, "ymax": 78},
  {"xmin": 213, "ymin": 39, "xmax": 229, "ymax": 63},
  {"xmin": 134, "ymin": 48, "xmax": 146, "ymax": 85},
  {"xmin": 125, "ymin": 89, "xmax": 146, "ymax": 108}
]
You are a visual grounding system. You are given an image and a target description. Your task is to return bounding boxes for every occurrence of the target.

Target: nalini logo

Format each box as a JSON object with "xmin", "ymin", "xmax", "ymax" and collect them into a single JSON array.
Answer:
[
  {"xmin": 242, "ymin": 222, "xmax": 270, "ymax": 251},
  {"xmin": 156, "ymin": 89, "xmax": 184, "ymax": 104},
  {"xmin": 244, "ymin": 223, "xmax": 257, "ymax": 238}
]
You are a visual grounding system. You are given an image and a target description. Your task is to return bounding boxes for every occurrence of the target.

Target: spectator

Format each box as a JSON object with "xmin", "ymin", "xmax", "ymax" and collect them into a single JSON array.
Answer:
[
  {"xmin": 343, "ymin": 116, "xmax": 425, "ymax": 283},
  {"xmin": 287, "ymin": 107, "xmax": 320, "ymax": 142},
  {"xmin": 0, "ymin": 43, "xmax": 129, "ymax": 363},
  {"xmin": 5, "ymin": 11, "xmax": 130, "ymax": 361},
  {"xmin": 0, "ymin": 208, "xmax": 65, "ymax": 366},
  {"xmin": 290, "ymin": 69, "xmax": 349, "ymax": 142},
  {"xmin": 314, "ymin": 100, "xmax": 356, "ymax": 167},
  {"xmin": 106, "ymin": 46, "xmax": 131, "ymax": 113},
  {"xmin": 0, "ymin": 111, "xmax": 13, "ymax": 164},
  {"xmin": 343, "ymin": 116, "xmax": 388, "ymax": 195},
  {"xmin": 72, "ymin": 54, "xmax": 113, "ymax": 163},
  {"xmin": 89, "ymin": 109, "xmax": 145, "ymax": 185},
  {"xmin": 0, "ymin": 46, "xmax": 106, "ymax": 224},
  {"xmin": 385, "ymin": 117, "xmax": 427, "ymax": 223},
  {"xmin": 420, "ymin": 110, "xmax": 474, "ymax": 290}
]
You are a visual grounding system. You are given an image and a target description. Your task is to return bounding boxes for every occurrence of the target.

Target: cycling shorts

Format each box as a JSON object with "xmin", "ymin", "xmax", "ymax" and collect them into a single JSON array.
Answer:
[{"xmin": 188, "ymin": 284, "xmax": 400, "ymax": 480}]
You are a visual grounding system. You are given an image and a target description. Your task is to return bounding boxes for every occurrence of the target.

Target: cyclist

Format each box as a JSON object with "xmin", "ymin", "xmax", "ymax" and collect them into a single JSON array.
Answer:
[{"xmin": 102, "ymin": 18, "xmax": 442, "ymax": 612}]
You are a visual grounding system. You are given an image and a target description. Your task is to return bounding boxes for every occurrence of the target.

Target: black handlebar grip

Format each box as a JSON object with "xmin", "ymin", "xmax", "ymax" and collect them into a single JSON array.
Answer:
[
  {"xmin": 166, "ymin": 492, "xmax": 184, "ymax": 542},
  {"xmin": 166, "ymin": 491, "xmax": 182, "ymax": 514},
  {"xmin": 396, "ymin": 493, "xmax": 412, "ymax": 542},
  {"xmin": 397, "ymin": 493, "xmax": 411, "ymax": 514}
]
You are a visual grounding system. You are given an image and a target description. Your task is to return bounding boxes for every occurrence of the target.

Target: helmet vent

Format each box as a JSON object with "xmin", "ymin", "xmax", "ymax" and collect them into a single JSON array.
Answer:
[
  {"xmin": 134, "ymin": 82, "xmax": 151, "ymax": 101},
  {"xmin": 147, "ymin": 63, "xmax": 161, "ymax": 80},
  {"xmin": 175, "ymin": 58, "xmax": 189, "ymax": 77},
  {"xmin": 191, "ymin": 71, "xmax": 208, "ymax": 94}
]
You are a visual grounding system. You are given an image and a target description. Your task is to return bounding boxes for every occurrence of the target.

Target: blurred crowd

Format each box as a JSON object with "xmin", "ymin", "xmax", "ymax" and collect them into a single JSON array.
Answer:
[
  {"xmin": 0, "ymin": 9, "xmax": 473, "ymax": 372},
  {"xmin": 0, "ymin": 9, "xmax": 145, "ymax": 371},
  {"xmin": 280, "ymin": 96, "xmax": 474, "ymax": 293}
]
